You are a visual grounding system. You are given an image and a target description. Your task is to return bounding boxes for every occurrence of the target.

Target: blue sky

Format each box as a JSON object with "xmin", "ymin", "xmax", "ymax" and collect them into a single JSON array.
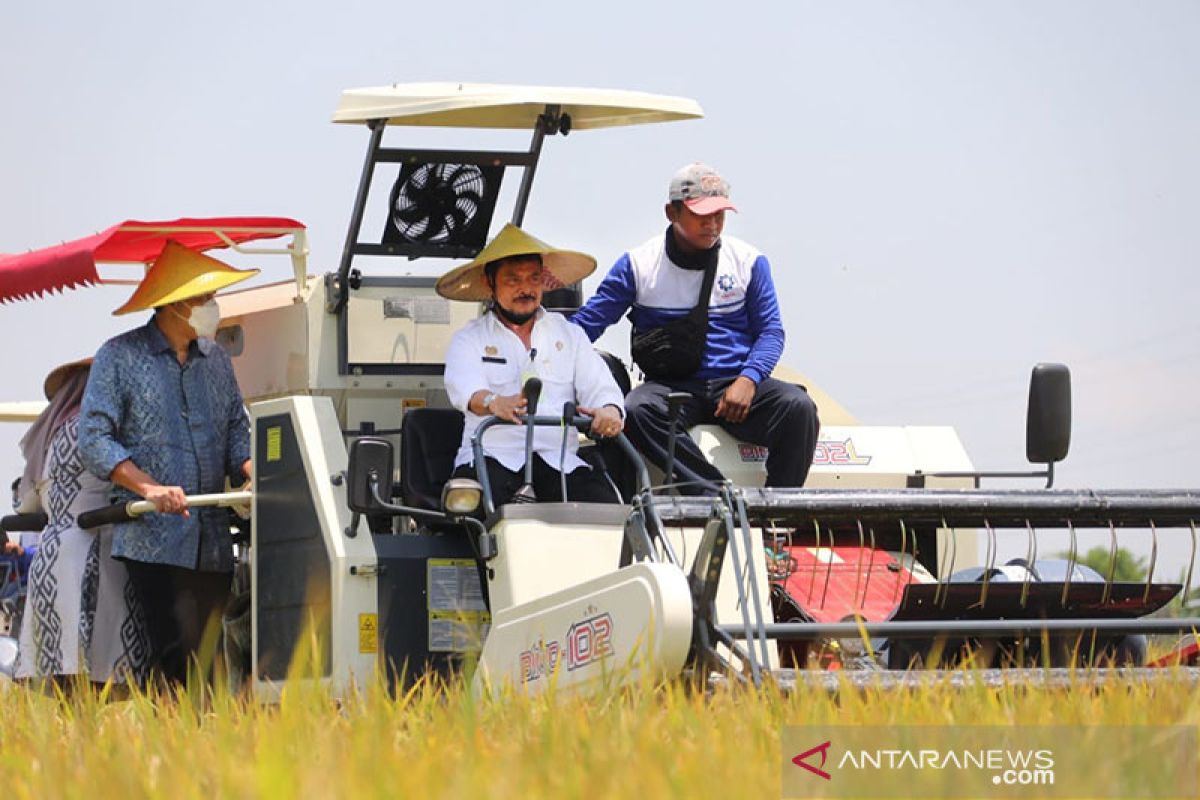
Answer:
[{"xmin": 2, "ymin": 1, "xmax": 1197, "ymax": 574}]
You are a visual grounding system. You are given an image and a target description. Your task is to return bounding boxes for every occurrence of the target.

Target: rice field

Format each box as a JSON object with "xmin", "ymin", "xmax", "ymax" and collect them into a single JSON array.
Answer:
[{"xmin": 2, "ymin": 663, "xmax": 1198, "ymax": 800}]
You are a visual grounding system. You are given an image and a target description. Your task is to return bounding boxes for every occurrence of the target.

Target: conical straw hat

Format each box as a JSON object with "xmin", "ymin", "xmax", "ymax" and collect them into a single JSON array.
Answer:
[
  {"xmin": 43, "ymin": 357, "xmax": 93, "ymax": 401},
  {"xmin": 435, "ymin": 223, "xmax": 596, "ymax": 302},
  {"xmin": 112, "ymin": 240, "xmax": 259, "ymax": 316}
]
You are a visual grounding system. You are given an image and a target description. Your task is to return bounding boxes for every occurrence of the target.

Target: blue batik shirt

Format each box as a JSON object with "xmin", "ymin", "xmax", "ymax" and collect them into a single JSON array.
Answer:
[{"xmin": 79, "ymin": 319, "xmax": 251, "ymax": 572}]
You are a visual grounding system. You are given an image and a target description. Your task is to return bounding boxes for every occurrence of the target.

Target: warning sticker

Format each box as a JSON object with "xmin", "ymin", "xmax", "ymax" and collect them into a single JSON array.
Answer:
[
  {"xmin": 266, "ymin": 426, "xmax": 282, "ymax": 462},
  {"xmin": 428, "ymin": 559, "xmax": 487, "ymax": 612},
  {"xmin": 428, "ymin": 559, "xmax": 489, "ymax": 652},
  {"xmin": 402, "ymin": 397, "xmax": 427, "ymax": 411},
  {"xmin": 358, "ymin": 613, "xmax": 378, "ymax": 654},
  {"xmin": 429, "ymin": 611, "xmax": 491, "ymax": 653}
]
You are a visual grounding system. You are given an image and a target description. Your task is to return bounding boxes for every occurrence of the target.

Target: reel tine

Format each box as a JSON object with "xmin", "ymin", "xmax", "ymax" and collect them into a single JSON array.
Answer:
[
  {"xmin": 895, "ymin": 519, "xmax": 909, "ymax": 607},
  {"xmin": 819, "ymin": 526, "xmax": 836, "ymax": 610},
  {"xmin": 936, "ymin": 516, "xmax": 957, "ymax": 609},
  {"xmin": 852, "ymin": 519, "xmax": 866, "ymax": 610},
  {"xmin": 1185, "ymin": 521, "xmax": 1198, "ymax": 611},
  {"xmin": 808, "ymin": 519, "xmax": 821, "ymax": 607},
  {"xmin": 1020, "ymin": 519, "xmax": 1035, "ymax": 609},
  {"xmin": 980, "ymin": 518, "xmax": 996, "ymax": 609},
  {"xmin": 1061, "ymin": 519, "xmax": 1077, "ymax": 607},
  {"xmin": 1144, "ymin": 520, "xmax": 1159, "ymax": 605},
  {"xmin": 905, "ymin": 521, "xmax": 919, "ymax": 610},
  {"xmin": 862, "ymin": 524, "xmax": 878, "ymax": 615},
  {"xmin": 1102, "ymin": 520, "xmax": 1117, "ymax": 605}
]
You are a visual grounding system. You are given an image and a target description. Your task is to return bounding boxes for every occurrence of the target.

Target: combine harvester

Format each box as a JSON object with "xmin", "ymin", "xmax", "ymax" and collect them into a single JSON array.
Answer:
[{"xmin": 1, "ymin": 83, "xmax": 1198, "ymax": 696}]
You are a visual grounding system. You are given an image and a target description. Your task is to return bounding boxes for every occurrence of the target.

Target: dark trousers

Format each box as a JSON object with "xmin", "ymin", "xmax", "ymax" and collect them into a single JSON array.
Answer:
[
  {"xmin": 453, "ymin": 453, "xmax": 622, "ymax": 507},
  {"xmin": 624, "ymin": 376, "xmax": 820, "ymax": 495},
  {"xmin": 124, "ymin": 561, "xmax": 232, "ymax": 685}
]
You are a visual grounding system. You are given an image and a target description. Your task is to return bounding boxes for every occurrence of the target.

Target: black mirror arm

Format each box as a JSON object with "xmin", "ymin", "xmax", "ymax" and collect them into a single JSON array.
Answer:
[
  {"xmin": 367, "ymin": 476, "xmax": 472, "ymax": 527},
  {"xmin": 920, "ymin": 464, "xmax": 1055, "ymax": 488}
]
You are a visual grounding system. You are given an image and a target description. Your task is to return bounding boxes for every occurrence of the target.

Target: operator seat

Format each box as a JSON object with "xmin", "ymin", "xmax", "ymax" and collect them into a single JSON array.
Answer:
[
  {"xmin": 542, "ymin": 286, "xmax": 582, "ymax": 315},
  {"xmin": 399, "ymin": 407, "xmax": 464, "ymax": 510},
  {"xmin": 596, "ymin": 350, "xmax": 631, "ymax": 396}
]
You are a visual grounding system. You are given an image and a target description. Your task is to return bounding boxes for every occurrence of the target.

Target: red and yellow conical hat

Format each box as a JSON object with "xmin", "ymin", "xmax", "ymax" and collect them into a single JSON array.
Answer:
[{"xmin": 113, "ymin": 241, "xmax": 259, "ymax": 316}]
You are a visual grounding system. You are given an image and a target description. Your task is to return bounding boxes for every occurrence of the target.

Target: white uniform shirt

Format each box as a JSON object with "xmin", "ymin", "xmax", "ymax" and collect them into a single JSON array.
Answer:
[{"xmin": 443, "ymin": 308, "xmax": 625, "ymax": 472}]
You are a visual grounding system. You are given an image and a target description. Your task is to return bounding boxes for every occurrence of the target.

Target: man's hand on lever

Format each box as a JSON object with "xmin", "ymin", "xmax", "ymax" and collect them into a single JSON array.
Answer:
[
  {"xmin": 470, "ymin": 390, "xmax": 528, "ymax": 424},
  {"xmin": 110, "ymin": 459, "xmax": 190, "ymax": 517},
  {"xmin": 142, "ymin": 484, "xmax": 190, "ymax": 517},
  {"xmin": 579, "ymin": 404, "xmax": 624, "ymax": 438}
]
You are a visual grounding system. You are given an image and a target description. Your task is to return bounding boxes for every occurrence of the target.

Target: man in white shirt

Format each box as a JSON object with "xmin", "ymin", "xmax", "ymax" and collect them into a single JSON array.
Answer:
[{"xmin": 437, "ymin": 224, "xmax": 626, "ymax": 506}]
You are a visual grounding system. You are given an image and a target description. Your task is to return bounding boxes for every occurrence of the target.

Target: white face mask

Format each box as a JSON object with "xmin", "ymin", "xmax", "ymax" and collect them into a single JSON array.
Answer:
[{"xmin": 173, "ymin": 298, "xmax": 220, "ymax": 339}]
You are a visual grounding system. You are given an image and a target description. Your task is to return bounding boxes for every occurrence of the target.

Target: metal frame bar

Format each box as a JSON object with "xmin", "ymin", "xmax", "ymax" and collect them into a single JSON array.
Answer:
[
  {"xmin": 96, "ymin": 225, "xmax": 309, "ymax": 293},
  {"xmin": 722, "ymin": 618, "xmax": 1200, "ymax": 640},
  {"xmin": 652, "ymin": 488, "xmax": 1200, "ymax": 528},
  {"xmin": 511, "ymin": 105, "xmax": 558, "ymax": 226},
  {"xmin": 927, "ymin": 461, "xmax": 1056, "ymax": 488},
  {"xmin": 731, "ymin": 487, "xmax": 771, "ymax": 671},
  {"xmin": 332, "ymin": 119, "xmax": 386, "ymax": 376},
  {"xmin": 372, "ymin": 147, "xmax": 535, "ymax": 167}
]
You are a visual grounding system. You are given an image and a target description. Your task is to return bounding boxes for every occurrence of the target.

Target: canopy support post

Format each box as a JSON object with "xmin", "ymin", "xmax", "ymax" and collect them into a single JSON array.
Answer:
[
  {"xmin": 331, "ymin": 118, "xmax": 385, "ymax": 316},
  {"xmin": 511, "ymin": 105, "xmax": 561, "ymax": 227}
]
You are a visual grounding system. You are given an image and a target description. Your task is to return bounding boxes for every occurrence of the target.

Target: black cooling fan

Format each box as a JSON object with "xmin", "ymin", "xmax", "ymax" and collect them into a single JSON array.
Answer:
[{"xmin": 382, "ymin": 162, "xmax": 503, "ymax": 256}]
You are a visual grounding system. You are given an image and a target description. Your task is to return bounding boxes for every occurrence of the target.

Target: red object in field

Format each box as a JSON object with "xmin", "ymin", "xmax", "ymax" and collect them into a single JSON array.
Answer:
[
  {"xmin": 0, "ymin": 217, "xmax": 305, "ymax": 304},
  {"xmin": 1146, "ymin": 637, "xmax": 1200, "ymax": 668},
  {"xmin": 778, "ymin": 545, "xmax": 923, "ymax": 623}
]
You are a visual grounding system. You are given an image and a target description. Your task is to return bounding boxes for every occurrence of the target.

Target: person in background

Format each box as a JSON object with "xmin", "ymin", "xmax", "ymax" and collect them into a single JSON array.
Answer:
[
  {"xmin": 571, "ymin": 162, "xmax": 820, "ymax": 494},
  {"xmin": 14, "ymin": 358, "xmax": 150, "ymax": 689},
  {"xmin": 79, "ymin": 242, "xmax": 256, "ymax": 686}
]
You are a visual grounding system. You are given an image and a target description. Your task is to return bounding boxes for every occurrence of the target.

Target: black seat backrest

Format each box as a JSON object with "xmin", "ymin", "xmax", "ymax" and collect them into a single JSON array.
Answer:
[
  {"xmin": 543, "ymin": 285, "xmax": 582, "ymax": 314},
  {"xmin": 399, "ymin": 408, "xmax": 465, "ymax": 511},
  {"xmin": 596, "ymin": 350, "xmax": 631, "ymax": 396}
]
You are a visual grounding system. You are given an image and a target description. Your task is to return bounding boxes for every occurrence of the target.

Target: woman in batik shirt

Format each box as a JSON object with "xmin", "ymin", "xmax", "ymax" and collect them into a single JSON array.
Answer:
[{"xmin": 15, "ymin": 359, "xmax": 150, "ymax": 688}]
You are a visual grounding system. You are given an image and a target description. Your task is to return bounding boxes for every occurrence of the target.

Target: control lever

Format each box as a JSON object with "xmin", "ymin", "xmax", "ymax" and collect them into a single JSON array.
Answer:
[
  {"xmin": 512, "ymin": 377, "xmax": 543, "ymax": 503},
  {"xmin": 559, "ymin": 400, "xmax": 577, "ymax": 501},
  {"xmin": 663, "ymin": 391, "xmax": 690, "ymax": 494}
]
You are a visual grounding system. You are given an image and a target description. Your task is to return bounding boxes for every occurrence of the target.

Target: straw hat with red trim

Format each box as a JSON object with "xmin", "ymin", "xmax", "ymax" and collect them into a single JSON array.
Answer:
[
  {"xmin": 112, "ymin": 240, "xmax": 259, "ymax": 316},
  {"xmin": 43, "ymin": 357, "xmax": 93, "ymax": 401},
  {"xmin": 434, "ymin": 224, "xmax": 596, "ymax": 302}
]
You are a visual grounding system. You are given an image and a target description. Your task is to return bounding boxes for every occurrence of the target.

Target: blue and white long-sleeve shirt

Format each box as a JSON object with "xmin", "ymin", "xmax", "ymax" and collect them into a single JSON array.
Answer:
[{"xmin": 571, "ymin": 234, "xmax": 786, "ymax": 383}]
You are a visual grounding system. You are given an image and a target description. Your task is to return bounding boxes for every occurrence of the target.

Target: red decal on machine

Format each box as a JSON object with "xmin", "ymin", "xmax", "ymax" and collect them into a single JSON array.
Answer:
[
  {"xmin": 567, "ymin": 613, "xmax": 614, "ymax": 671},
  {"xmin": 518, "ymin": 613, "xmax": 615, "ymax": 683},
  {"xmin": 739, "ymin": 444, "xmax": 769, "ymax": 462},
  {"xmin": 519, "ymin": 639, "xmax": 562, "ymax": 684},
  {"xmin": 813, "ymin": 438, "xmax": 871, "ymax": 466}
]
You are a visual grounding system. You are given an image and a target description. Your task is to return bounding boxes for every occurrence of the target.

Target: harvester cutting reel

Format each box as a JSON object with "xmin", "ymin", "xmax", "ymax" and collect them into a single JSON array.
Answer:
[{"xmin": 653, "ymin": 488, "xmax": 1200, "ymax": 680}]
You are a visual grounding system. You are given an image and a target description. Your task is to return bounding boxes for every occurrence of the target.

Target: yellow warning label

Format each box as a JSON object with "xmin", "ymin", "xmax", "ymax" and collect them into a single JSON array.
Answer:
[
  {"xmin": 402, "ymin": 397, "xmax": 427, "ymax": 410},
  {"xmin": 266, "ymin": 426, "xmax": 282, "ymax": 462},
  {"xmin": 358, "ymin": 613, "xmax": 378, "ymax": 654}
]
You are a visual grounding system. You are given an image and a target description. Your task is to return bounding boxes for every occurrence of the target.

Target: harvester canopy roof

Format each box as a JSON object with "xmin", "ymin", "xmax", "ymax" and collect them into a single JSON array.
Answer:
[
  {"xmin": 0, "ymin": 217, "xmax": 305, "ymax": 304},
  {"xmin": 331, "ymin": 82, "xmax": 704, "ymax": 130}
]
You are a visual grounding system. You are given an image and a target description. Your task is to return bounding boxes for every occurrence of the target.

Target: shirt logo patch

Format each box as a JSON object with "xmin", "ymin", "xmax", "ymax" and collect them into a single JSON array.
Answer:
[
  {"xmin": 484, "ymin": 345, "xmax": 498, "ymax": 356},
  {"xmin": 555, "ymin": 340, "xmax": 564, "ymax": 351},
  {"xmin": 717, "ymin": 274, "xmax": 736, "ymax": 292}
]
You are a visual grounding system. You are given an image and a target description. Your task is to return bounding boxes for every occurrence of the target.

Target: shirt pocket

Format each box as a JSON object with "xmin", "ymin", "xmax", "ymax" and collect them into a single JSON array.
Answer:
[
  {"xmin": 481, "ymin": 358, "xmax": 521, "ymax": 395},
  {"xmin": 538, "ymin": 352, "xmax": 575, "ymax": 387}
]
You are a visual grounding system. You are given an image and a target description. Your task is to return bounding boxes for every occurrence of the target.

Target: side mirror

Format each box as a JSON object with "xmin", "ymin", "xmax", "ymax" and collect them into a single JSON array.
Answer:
[
  {"xmin": 1027, "ymin": 363, "xmax": 1071, "ymax": 465},
  {"xmin": 347, "ymin": 437, "xmax": 394, "ymax": 513}
]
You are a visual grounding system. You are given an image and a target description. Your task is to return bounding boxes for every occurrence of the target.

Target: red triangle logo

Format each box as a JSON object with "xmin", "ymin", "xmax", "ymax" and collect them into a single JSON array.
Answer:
[{"xmin": 792, "ymin": 740, "xmax": 832, "ymax": 780}]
